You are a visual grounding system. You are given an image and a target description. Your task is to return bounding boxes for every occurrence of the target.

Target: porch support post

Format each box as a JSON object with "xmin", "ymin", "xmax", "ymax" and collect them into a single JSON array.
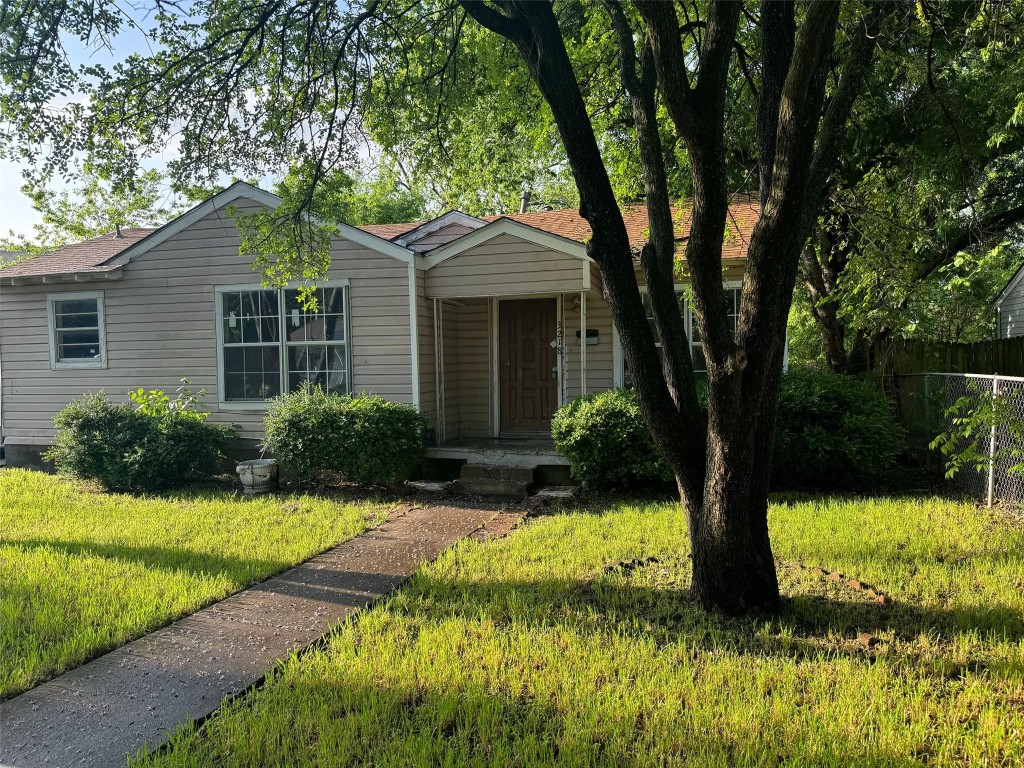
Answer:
[{"xmin": 580, "ymin": 290, "xmax": 587, "ymax": 396}]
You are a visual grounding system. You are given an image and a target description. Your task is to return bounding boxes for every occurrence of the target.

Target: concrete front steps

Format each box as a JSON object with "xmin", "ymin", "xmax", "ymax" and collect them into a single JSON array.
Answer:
[{"xmin": 453, "ymin": 463, "xmax": 536, "ymax": 498}]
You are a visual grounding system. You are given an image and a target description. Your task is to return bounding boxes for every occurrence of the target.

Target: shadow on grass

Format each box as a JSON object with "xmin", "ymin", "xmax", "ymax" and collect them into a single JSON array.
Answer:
[
  {"xmin": 145, "ymin": 673, "xmax": 930, "ymax": 768},
  {"xmin": 6, "ymin": 538, "xmax": 286, "ymax": 581},
  {"xmin": 382, "ymin": 565, "xmax": 1024, "ymax": 678}
]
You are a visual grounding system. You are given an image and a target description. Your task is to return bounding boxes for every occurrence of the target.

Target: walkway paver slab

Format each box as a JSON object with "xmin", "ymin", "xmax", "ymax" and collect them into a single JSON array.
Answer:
[{"xmin": 0, "ymin": 503, "xmax": 499, "ymax": 768}]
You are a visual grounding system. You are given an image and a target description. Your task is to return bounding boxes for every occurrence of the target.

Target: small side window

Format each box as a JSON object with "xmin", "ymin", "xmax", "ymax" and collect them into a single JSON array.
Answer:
[{"xmin": 48, "ymin": 293, "xmax": 106, "ymax": 369}]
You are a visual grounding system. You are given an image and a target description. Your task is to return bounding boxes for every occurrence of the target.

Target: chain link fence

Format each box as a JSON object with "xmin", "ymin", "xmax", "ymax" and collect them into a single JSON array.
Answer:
[{"xmin": 892, "ymin": 372, "xmax": 1024, "ymax": 504}]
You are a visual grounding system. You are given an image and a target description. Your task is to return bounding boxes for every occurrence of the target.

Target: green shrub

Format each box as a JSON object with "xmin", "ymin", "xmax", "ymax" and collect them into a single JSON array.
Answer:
[
  {"xmin": 551, "ymin": 388, "xmax": 673, "ymax": 489},
  {"xmin": 46, "ymin": 385, "xmax": 233, "ymax": 492},
  {"xmin": 772, "ymin": 367, "xmax": 906, "ymax": 489},
  {"xmin": 551, "ymin": 368, "xmax": 905, "ymax": 491},
  {"xmin": 263, "ymin": 388, "xmax": 425, "ymax": 486}
]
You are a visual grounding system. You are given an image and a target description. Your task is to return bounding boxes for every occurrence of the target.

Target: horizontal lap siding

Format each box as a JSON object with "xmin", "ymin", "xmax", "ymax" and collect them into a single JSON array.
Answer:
[
  {"xmin": 565, "ymin": 292, "xmax": 615, "ymax": 398},
  {"xmin": 416, "ymin": 273, "xmax": 437, "ymax": 434},
  {"xmin": 427, "ymin": 234, "xmax": 588, "ymax": 298},
  {"xmin": 1, "ymin": 203, "xmax": 413, "ymax": 445},
  {"xmin": 440, "ymin": 301, "xmax": 461, "ymax": 442},
  {"xmin": 1000, "ymin": 285, "xmax": 1024, "ymax": 338},
  {"xmin": 457, "ymin": 299, "xmax": 491, "ymax": 438}
]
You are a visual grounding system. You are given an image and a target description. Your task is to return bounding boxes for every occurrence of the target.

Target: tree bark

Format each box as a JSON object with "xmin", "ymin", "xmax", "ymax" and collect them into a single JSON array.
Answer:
[{"xmin": 463, "ymin": 0, "xmax": 866, "ymax": 615}]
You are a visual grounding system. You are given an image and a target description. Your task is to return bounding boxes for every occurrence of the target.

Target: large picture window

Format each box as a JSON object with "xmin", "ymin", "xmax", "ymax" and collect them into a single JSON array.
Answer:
[
  {"xmin": 216, "ymin": 283, "xmax": 350, "ymax": 404},
  {"xmin": 48, "ymin": 292, "xmax": 106, "ymax": 369}
]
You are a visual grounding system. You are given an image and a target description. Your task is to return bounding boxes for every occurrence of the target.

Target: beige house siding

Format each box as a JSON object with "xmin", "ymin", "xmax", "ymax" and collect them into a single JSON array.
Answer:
[
  {"xmin": 565, "ymin": 292, "xmax": 616, "ymax": 397},
  {"xmin": 999, "ymin": 277, "xmax": 1024, "ymax": 338},
  {"xmin": 439, "ymin": 301, "xmax": 462, "ymax": 442},
  {"xmin": 0, "ymin": 203, "xmax": 414, "ymax": 446},
  {"xmin": 415, "ymin": 271, "xmax": 436, "ymax": 433},
  {"xmin": 427, "ymin": 234, "xmax": 589, "ymax": 299},
  {"xmin": 455, "ymin": 298, "xmax": 491, "ymax": 438}
]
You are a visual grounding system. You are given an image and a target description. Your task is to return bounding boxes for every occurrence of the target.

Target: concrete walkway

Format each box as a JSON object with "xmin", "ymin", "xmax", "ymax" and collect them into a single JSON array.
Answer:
[{"xmin": 0, "ymin": 502, "xmax": 502, "ymax": 768}]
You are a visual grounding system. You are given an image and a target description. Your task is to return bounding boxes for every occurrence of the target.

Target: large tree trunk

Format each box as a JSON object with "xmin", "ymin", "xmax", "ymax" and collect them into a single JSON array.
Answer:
[{"xmin": 462, "ymin": 0, "xmax": 872, "ymax": 615}]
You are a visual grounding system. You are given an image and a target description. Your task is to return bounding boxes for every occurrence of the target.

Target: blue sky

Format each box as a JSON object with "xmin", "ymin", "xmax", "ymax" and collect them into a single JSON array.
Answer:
[{"xmin": 0, "ymin": 14, "xmax": 163, "ymax": 239}]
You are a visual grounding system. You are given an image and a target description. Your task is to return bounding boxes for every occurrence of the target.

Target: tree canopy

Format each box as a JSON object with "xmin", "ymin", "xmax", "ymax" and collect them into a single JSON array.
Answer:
[{"xmin": 0, "ymin": 168, "xmax": 182, "ymax": 253}]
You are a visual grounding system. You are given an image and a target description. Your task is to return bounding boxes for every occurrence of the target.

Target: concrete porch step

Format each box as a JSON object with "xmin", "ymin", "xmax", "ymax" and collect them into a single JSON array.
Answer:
[
  {"xmin": 452, "ymin": 463, "xmax": 536, "ymax": 498},
  {"xmin": 452, "ymin": 479, "xmax": 533, "ymax": 498},
  {"xmin": 459, "ymin": 463, "xmax": 536, "ymax": 483}
]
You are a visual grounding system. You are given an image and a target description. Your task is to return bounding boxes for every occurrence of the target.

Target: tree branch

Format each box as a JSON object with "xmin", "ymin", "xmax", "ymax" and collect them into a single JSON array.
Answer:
[{"xmin": 917, "ymin": 202, "xmax": 1024, "ymax": 280}]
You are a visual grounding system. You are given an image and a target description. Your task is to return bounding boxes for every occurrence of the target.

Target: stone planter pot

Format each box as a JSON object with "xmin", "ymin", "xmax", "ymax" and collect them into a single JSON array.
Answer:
[{"xmin": 236, "ymin": 458, "xmax": 279, "ymax": 494}]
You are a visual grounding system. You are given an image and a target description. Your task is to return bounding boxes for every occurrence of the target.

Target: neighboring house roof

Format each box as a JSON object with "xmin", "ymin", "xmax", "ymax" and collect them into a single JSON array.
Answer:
[
  {"xmin": 358, "ymin": 198, "xmax": 760, "ymax": 259},
  {"xmin": 996, "ymin": 261, "xmax": 1024, "ymax": 306},
  {"xmin": 0, "ymin": 228, "xmax": 156, "ymax": 278},
  {"xmin": 359, "ymin": 221, "xmax": 428, "ymax": 240}
]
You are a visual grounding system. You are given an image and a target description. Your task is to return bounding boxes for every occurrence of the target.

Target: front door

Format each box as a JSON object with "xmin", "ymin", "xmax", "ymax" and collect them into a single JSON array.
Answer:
[{"xmin": 499, "ymin": 298, "xmax": 559, "ymax": 434}]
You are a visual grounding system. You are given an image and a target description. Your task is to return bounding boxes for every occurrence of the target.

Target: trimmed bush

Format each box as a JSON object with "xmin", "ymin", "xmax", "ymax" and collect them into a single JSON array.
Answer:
[
  {"xmin": 46, "ymin": 388, "xmax": 233, "ymax": 492},
  {"xmin": 772, "ymin": 367, "xmax": 906, "ymax": 489},
  {"xmin": 551, "ymin": 388, "xmax": 673, "ymax": 489},
  {"xmin": 551, "ymin": 367, "xmax": 905, "ymax": 491},
  {"xmin": 263, "ymin": 388, "xmax": 425, "ymax": 487}
]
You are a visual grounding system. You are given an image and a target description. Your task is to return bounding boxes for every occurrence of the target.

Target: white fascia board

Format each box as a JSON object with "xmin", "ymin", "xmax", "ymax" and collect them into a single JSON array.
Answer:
[
  {"xmin": 995, "ymin": 263, "xmax": 1024, "ymax": 307},
  {"xmin": 4, "ymin": 267, "xmax": 124, "ymax": 286},
  {"xmin": 422, "ymin": 218, "xmax": 591, "ymax": 270},
  {"xmin": 394, "ymin": 211, "xmax": 486, "ymax": 247},
  {"xmin": 108, "ymin": 180, "xmax": 416, "ymax": 267}
]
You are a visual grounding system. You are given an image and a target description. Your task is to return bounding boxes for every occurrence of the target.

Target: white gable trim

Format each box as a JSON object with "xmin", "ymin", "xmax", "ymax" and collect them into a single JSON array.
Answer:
[
  {"xmin": 996, "ymin": 262, "xmax": 1024, "ymax": 307},
  {"xmin": 394, "ymin": 211, "xmax": 485, "ymax": 247},
  {"xmin": 422, "ymin": 218, "xmax": 591, "ymax": 270},
  {"xmin": 108, "ymin": 181, "xmax": 416, "ymax": 267}
]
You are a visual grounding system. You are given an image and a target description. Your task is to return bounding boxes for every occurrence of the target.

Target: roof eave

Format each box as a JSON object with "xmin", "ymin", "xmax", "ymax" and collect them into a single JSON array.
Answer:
[{"xmin": 2, "ymin": 267, "xmax": 124, "ymax": 287}]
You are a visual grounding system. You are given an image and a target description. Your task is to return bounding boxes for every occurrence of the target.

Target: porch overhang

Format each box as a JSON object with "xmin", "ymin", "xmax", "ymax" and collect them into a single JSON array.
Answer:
[{"xmin": 422, "ymin": 218, "xmax": 601, "ymax": 300}]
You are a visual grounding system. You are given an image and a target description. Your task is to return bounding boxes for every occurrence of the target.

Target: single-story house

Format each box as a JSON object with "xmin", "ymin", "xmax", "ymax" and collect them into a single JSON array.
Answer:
[{"xmin": 0, "ymin": 181, "xmax": 760, "ymax": 472}]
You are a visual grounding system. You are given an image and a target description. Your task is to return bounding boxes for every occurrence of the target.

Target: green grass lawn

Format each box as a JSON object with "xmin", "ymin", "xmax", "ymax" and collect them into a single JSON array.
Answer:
[
  {"xmin": 136, "ymin": 495, "xmax": 1024, "ymax": 767},
  {"xmin": 0, "ymin": 469, "xmax": 388, "ymax": 699}
]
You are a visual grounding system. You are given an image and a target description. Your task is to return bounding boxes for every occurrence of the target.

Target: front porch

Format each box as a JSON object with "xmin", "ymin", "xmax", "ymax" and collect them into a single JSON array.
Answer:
[
  {"xmin": 425, "ymin": 436, "xmax": 568, "ymax": 467},
  {"xmin": 426, "ymin": 290, "xmax": 614, "ymax": 450}
]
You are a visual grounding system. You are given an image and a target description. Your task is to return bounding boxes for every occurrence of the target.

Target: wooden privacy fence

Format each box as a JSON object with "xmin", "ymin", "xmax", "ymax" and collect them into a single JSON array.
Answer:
[{"xmin": 871, "ymin": 337, "xmax": 1024, "ymax": 377}]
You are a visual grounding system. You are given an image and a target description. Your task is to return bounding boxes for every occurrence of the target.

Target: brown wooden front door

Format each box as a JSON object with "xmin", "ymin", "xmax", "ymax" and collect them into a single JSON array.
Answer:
[{"xmin": 499, "ymin": 298, "xmax": 559, "ymax": 434}]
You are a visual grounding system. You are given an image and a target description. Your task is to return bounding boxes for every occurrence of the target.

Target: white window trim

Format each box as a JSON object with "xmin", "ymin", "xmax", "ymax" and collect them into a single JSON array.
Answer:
[
  {"xmin": 47, "ymin": 291, "xmax": 107, "ymax": 370},
  {"xmin": 614, "ymin": 281, "xmax": 743, "ymax": 386},
  {"xmin": 214, "ymin": 280, "xmax": 352, "ymax": 411}
]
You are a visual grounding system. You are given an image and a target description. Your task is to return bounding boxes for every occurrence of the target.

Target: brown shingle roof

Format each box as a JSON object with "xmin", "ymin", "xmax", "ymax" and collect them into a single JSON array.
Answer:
[
  {"xmin": 0, "ymin": 228, "xmax": 156, "ymax": 278},
  {"xmin": 357, "ymin": 199, "xmax": 760, "ymax": 259},
  {"xmin": 358, "ymin": 221, "xmax": 426, "ymax": 240}
]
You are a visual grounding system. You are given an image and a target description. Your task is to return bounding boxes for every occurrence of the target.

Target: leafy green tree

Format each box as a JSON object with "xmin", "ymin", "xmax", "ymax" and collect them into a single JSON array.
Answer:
[
  {"xmin": 798, "ymin": 4, "xmax": 1024, "ymax": 370},
  {"xmin": 0, "ymin": 168, "xmax": 182, "ymax": 252},
  {"xmin": 4, "ymin": 0, "xmax": 1010, "ymax": 614},
  {"xmin": 274, "ymin": 163, "xmax": 427, "ymax": 226}
]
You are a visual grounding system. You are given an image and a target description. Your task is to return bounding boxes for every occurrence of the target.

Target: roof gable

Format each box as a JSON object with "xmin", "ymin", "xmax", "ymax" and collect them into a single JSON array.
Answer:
[
  {"xmin": 1, "ymin": 181, "xmax": 418, "ymax": 283},
  {"xmin": 996, "ymin": 261, "xmax": 1024, "ymax": 306},
  {"xmin": 393, "ymin": 211, "xmax": 485, "ymax": 250},
  {"xmin": 110, "ymin": 181, "xmax": 416, "ymax": 267},
  {"xmin": 422, "ymin": 217, "xmax": 591, "ymax": 270}
]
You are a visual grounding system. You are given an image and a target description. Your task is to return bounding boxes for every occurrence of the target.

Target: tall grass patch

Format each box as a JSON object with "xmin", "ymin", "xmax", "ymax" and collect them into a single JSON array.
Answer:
[
  {"xmin": 0, "ymin": 470, "xmax": 387, "ymax": 699},
  {"xmin": 140, "ymin": 496, "xmax": 1024, "ymax": 767}
]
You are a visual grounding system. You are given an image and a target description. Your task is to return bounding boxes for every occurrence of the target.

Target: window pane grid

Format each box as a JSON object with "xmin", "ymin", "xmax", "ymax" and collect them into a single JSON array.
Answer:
[
  {"xmin": 220, "ymin": 285, "xmax": 350, "ymax": 402},
  {"xmin": 623, "ymin": 286, "xmax": 740, "ymax": 383},
  {"xmin": 51, "ymin": 297, "xmax": 103, "ymax": 364}
]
